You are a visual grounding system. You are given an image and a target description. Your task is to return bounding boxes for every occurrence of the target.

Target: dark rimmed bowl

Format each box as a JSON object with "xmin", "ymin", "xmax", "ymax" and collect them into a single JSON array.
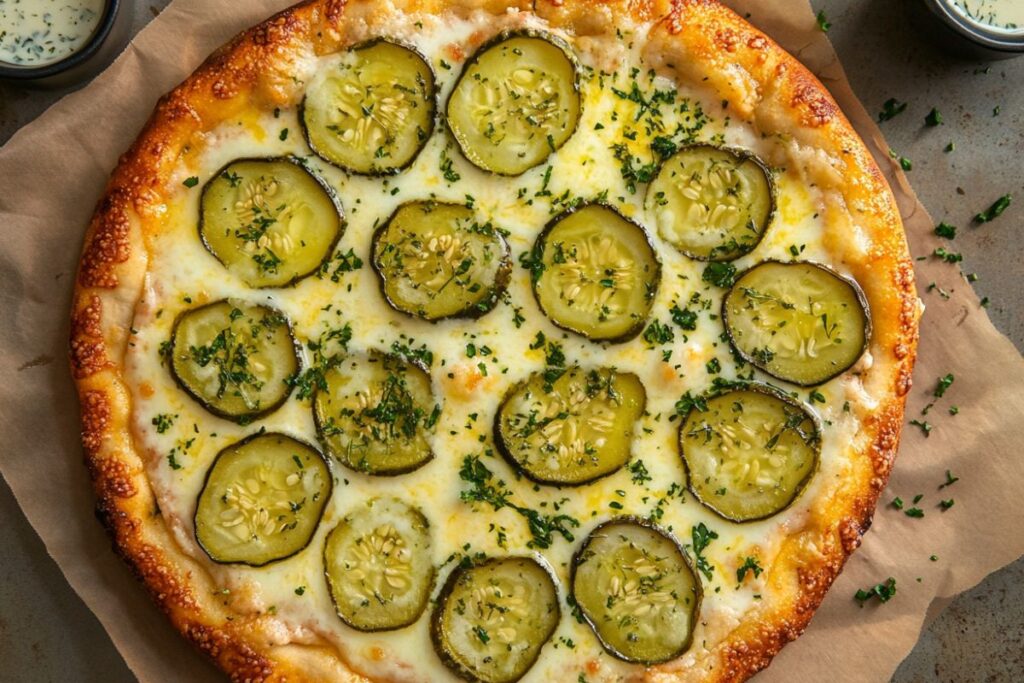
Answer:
[
  {"xmin": 915, "ymin": 0, "xmax": 1024, "ymax": 59},
  {"xmin": 0, "ymin": 0, "xmax": 132, "ymax": 88}
]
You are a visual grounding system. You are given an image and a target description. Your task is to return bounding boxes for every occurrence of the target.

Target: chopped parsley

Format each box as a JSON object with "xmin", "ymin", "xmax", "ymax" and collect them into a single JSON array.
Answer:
[
  {"xmin": 925, "ymin": 108, "xmax": 943, "ymax": 126},
  {"xmin": 933, "ymin": 373, "xmax": 954, "ymax": 398},
  {"xmin": 702, "ymin": 262, "xmax": 737, "ymax": 288},
  {"xmin": 459, "ymin": 454, "xmax": 579, "ymax": 549},
  {"xmin": 151, "ymin": 413, "xmax": 176, "ymax": 434},
  {"xmin": 934, "ymin": 222, "xmax": 957, "ymax": 239},
  {"xmin": 933, "ymin": 247, "xmax": 963, "ymax": 264},
  {"xmin": 182, "ymin": 176, "xmax": 199, "ymax": 188},
  {"xmin": 878, "ymin": 98, "xmax": 907, "ymax": 122},
  {"xmin": 854, "ymin": 577, "xmax": 896, "ymax": 605},
  {"xmin": 974, "ymin": 194, "xmax": 1012, "ymax": 223},
  {"xmin": 736, "ymin": 556, "xmax": 763, "ymax": 583},
  {"xmin": 909, "ymin": 419, "xmax": 932, "ymax": 437},
  {"xmin": 816, "ymin": 9, "xmax": 831, "ymax": 32},
  {"xmin": 690, "ymin": 522, "xmax": 718, "ymax": 581}
]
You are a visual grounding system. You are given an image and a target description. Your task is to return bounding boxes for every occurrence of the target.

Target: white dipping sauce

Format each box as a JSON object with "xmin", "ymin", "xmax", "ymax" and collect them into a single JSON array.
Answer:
[
  {"xmin": 951, "ymin": 0, "xmax": 1024, "ymax": 32},
  {"xmin": 0, "ymin": 0, "xmax": 106, "ymax": 66}
]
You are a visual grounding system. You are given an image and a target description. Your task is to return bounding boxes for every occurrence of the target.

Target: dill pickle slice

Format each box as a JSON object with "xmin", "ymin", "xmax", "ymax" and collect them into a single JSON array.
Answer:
[
  {"xmin": 324, "ymin": 498, "xmax": 433, "ymax": 631},
  {"xmin": 571, "ymin": 518, "xmax": 701, "ymax": 664},
  {"xmin": 195, "ymin": 433, "xmax": 331, "ymax": 567},
  {"xmin": 532, "ymin": 203, "xmax": 660, "ymax": 342},
  {"xmin": 446, "ymin": 31, "xmax": 581, "ymax": 175},
  {"xmin": 679, "ymin": 385, "xmax": 820, "ymax": 522},
  {"xmin": 199, "ymin": 157, "xmax": 343, "ymax": 288},
  {"xmin": 496, "ymin": 367, "xmax": 646, "ymax": 486},
  {"xmin": 723, "ymin": 261, "xmax": 871, "ymax": 386},
  {"xmin": 432, "ymin": 556, "xmax": 560, "ymax": 683},
  {"xmin": 301, "ymin": 40, "xmax": 436, "ymax": 175},
  {"xmin": 371, "ymin": 201, "xmax": 511, "ymax": 320},
  {"xmin": 647, "ymin": 145, "xmax": 774, "ymax": 261},
  {"xmin": 169, "ymin": 300, "xmax": 298, "ymax": 421},
  {"xmin": 313, "ymin": 353, "xmax": 439, "ymax": 475}
]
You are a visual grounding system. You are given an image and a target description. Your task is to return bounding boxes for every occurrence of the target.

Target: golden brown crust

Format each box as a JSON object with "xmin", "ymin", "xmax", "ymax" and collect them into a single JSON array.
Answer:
[{"xmin": 70, "ymin": 0, "xmax": 918, "ymax": 681}]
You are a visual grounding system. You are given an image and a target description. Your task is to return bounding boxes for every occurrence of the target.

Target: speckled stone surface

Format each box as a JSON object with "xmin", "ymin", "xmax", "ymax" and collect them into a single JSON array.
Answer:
[{"xmin": 0, "ymin": 1, "xmax": 1021, "ymax": 681}]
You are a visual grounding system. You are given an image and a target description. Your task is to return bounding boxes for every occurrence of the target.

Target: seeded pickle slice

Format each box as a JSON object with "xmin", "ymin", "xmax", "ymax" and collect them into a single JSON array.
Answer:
[
  {"xmin": 496, "ymin": 367, "xmax": 646, "ymax": 486},
  {"xmin": 647, "ymin": 145, "xmax": 774, "ymax": 261},
  {"xmin": 195, "ymin": 433, "xmax": 331, "ymax": 566},
  {"xmin": 532, "ymin": 203, "xmax": 660, "ymax": 342},
  {"xmin": 302, "ymin": 40, "xmax": 436, "ymax": 175},
  {"xmin": 200, "ymin": 158, "xmax": 343, "ymax": 288},
  {"xmin": 432, "ymin": 557, "xmax": 560, "ymax": 683},
  {"xmin": 447, "ymin": 31, "xmax": 581, "ymax": 175},
  {"xmin": 680, "ymin": 385, "xmax": 820, "ymax": 521},
  {"xmin": 324, "ymin": 498, "xmax": 433, "ymax": 631},
  {"xmin": 723, "ymin": 261, "xmax": 871, "ymax": 385},
  {"xmin": 313, "ymin": 353, "xmax": 439, "ymax": 475},
  {"xmin": 169, "ymin": 300, "xmax": 298, "ymax": 421},
  {"xmin": 572, "ymin": 518, "xmax": 701, "ymax": 664},
  {"xmin": 372, "ymin": 202, "xmax": 512, "ymax": 320}
]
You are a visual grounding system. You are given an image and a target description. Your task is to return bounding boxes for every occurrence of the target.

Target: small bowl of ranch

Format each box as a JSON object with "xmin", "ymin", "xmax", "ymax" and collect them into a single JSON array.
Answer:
[
  {"xmin": 917, "ymin": 0, "xmax": 1024, "ymax": 58},
  {"xmin": 0, "ymin": 0, "xmax": 132, "ymax": 86}
]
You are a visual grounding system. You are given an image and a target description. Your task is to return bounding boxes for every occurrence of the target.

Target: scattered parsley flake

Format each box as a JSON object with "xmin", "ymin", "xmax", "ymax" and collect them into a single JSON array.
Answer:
[
  {"xmin": 183, "ymin": 176, "xmax": 199, "ymax": 188},
  {"xmin": 934, "ymin": 373, "xmax": 954, "ymax": 398},
  {"xmin": 910, "ymin": 419, "xmax": 932, "ymax": 437},
  {"xmin": 691, "ymin": 523, "xmax": 718, "ymax": 581},
  {"xmin": 736, "ymin": 556, "xmax": 763, "ymax": 583},
  {"xmin": 855, "ymin": 577, "xmax": 896, "ymax": 605},
  {"xmin": 934, "ymin": 222, "xmax": 957, "ymax": 239},
  {"xmin": 816, "ymin": 9, "xmax": 831, "ymax": 32},
  {"xmin": 974, "ymin": 194, "xmax": 1012, "ymax": 223},
  {"xmin": 878, "ymin": 98, "xmax": 907, "ymax": 122},
  {"xmin": 925, "ymin": 108, "xmax": 943, "ymax": 126}
]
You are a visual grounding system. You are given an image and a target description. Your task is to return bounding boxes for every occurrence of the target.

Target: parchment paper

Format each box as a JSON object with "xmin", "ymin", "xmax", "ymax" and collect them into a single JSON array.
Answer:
[{"xmin": 1, "ymin": 1, "xmax": 1022, "ymax": 681}]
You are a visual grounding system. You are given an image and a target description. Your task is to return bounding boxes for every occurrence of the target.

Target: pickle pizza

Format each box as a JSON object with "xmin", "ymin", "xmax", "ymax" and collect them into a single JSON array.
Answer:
[{"xmin": 72, "ymin": 2, "xmax": 919, "ymax": 682}]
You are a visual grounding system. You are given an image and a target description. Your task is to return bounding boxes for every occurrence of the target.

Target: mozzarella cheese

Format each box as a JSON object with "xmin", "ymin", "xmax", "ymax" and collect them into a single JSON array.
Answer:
[{"xmin": 124, "ymin": 10, "xmax": 863, "ymax": 682}]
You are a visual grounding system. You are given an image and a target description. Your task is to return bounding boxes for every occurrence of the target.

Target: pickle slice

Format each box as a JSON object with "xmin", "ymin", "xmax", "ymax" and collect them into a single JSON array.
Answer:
[
  {"xmin": 679, "ymin": 385, "xmax": 820, "ymax": 522},
  {"xmin": 324, "ymin": 498, "xmax": 434, "ymax": 631},
  {"xmin": 432, "ymin": 557, "xmax": 560, "ymax": 683},
  {"xmin": 446, "ymin": 31, "xmax": 581, "ymax": 175},
  {"xmin": 195, "ymin": 433, "xmax": 331, "ymax": 566},
  {"xmin": 313, "ymin": 353, "xmax": 438, "ymax": 475},
  {"xmin": 532, "ymin": 203, "xmax": 660, "ymax": 342},
  {"xmin": 169, "ymin": 300, "xmax": 298, "ymax": 421},
  {"xmin": 572, "ymin": 518, "xmax": 700, "ymax": 664},
  {"xmin": 199, "ymin": 158, "xmax": 343, "ymax": 288},
  {"xmin": 301, "ymin": 40, "xmax": 436, "ymax": 175},
  {"xmin": 647, "ymin": 145, "xmax": 774, "ymax": 261},
  {"xmin": 496, "ymin": 367, "xmax": 646, "ymax": 486},
  {"xmin": 723, "ymin": 261, "xmax": 871, "ymax": 386},
  {"xmin": 372, "ymin": 202, "xmax": 511, "ymax": 320}
]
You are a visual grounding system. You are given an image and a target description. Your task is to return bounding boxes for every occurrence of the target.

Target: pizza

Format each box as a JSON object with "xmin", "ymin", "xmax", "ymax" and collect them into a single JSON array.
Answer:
[{"xmin": 68, "ymin": 0, "xmax": 920, "ymax": 681}]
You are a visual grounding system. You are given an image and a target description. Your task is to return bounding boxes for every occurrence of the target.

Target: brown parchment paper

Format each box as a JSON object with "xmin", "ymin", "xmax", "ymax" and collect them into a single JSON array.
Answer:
[{"xmin": 1, "ymin": 0, "xmax": 1022, "ymax": 681}]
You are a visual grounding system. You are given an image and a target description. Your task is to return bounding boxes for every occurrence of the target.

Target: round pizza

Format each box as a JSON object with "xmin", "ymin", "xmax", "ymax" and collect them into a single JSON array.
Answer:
[{"xmin": 69, "ymin": 0, "xmax": 920, "ymax": 681}]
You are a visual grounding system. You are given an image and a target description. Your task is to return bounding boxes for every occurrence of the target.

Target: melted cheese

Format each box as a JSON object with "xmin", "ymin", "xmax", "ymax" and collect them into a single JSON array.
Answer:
[{"xmin": 124, "ymin": 10, "xmax": 863, "ymax": 682}]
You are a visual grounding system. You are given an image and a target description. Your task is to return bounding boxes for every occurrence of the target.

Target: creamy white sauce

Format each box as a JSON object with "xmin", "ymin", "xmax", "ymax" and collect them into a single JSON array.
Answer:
[
  {"xmin": 950, "ymin": 0, "xmax": 1024, "ymax": 32},
  {"xmin": 0, "ymin": 0, "xmax": 105, "ymax": 66},
  {"xmin": 123, "ymin": 9, "xmax": 866, "ymax": 682}
]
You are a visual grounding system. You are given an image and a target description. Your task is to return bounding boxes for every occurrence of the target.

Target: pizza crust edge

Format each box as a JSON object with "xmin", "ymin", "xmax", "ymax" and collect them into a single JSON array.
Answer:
[{"xmin": 68, "ymin": 0, "xmax": 920, "ymax": 680}]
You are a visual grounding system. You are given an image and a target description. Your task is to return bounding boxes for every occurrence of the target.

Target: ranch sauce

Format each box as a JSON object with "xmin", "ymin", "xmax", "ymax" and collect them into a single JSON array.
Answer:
[
  {"xmin": 950, "ymin": 0, "xmax": 1024, "ymax": 32},
  {"xmin": 0, "ymin": 0, "xmax": 106, "ymax": 66}
]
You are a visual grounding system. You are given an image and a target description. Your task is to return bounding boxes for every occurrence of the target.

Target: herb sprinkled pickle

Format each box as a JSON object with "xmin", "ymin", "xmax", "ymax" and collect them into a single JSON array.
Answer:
[
  {"xmin": 194, "ymin": 433, "xmax": 331, "ymax": 566},
  {"xmin": 647, "ymin": 145, "xmax": 775, "ymax": 261},
  {"xmin": 324, "ymin": 498, "xmax": 433, "ymax": 631},
  {"xmin": 571, "ymin": 518, "xmax": 701, "ymax": 664},
  {"xmin": 432, "ymin": 556, "xmax": 560, "ymax": 683},
  {"xmin": 301, "ymin": 40, "xmax": 436, "ymax": 175},
  {"xmin": 496, "ymin": 366, "xmax": 646, "ymax": 486},
  {"xmin": 679, "ymin": 384, "xmax": 820, "ymax": 522},
  {"xmin": 199, "ymin": 157, "xmax": 343, "ymax": 288},
  {"xmin": 531, "ymin": 203, "xmax": 660, "ymax": 342},
  {"xmin": 723, "ymin": 261, "xmax": 871, "ymax": 385},
  {"xmin": 168, "ymin": 300, "xmax": 299, "ymax": 421},
  {"xmin": 313, "ymin": 352, "xmax": 439, "ymax": 475},
  {"xmin": 446, "ymin": 31, "xmax": 581, "ymax": 175},
  {"xmin": 372, "ymin": 201, "xmax": 511, "ymax": 320}
]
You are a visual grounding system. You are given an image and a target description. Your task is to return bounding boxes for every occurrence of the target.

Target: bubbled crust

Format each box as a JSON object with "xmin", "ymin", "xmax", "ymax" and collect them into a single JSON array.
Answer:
[{"xmin": 69, "ymin": 0, "xmax": 918, "ymax": 681}]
